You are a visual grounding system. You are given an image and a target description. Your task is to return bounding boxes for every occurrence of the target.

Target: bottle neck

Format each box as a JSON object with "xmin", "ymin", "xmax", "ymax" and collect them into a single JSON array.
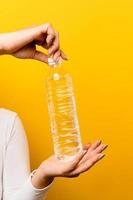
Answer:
[
  {"xmin": 48, "ymin": 57, "xmax": 62, "ymax": 68},
  {"xmin": 47, "ymin": 57, "xmax": 69, "ymax": 80}
]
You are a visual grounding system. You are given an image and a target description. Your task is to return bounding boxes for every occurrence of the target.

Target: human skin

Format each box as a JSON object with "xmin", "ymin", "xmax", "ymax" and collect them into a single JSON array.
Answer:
[
  {"xmin": 0, "ymin": 23, "xmax": 67, "ymax": 63},
  {"xmin": 32, "ymin": 141, "xmax": 107, "ymax": 188},
  {"xmin": 0, "ymin": 23, "xmax": 108, "ymax": 189}
]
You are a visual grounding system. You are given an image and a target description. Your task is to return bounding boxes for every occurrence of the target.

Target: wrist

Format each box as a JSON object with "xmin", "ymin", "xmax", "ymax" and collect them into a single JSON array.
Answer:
[{"xmin": 31, "ymin": 168, "xmax": 54, "ymax": 189}]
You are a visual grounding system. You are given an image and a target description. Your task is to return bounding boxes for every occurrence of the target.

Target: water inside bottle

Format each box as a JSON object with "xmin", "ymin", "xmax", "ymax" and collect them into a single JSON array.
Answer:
[{"xmin": 46, "ymin": 66, "xmax": 82, "ymax": 162}]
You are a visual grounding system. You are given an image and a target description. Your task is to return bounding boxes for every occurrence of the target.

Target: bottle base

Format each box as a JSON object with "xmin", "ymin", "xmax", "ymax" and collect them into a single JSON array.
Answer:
[{"xmin": 56, "ymin": 150, "xmax": 82, "ymax": 162}]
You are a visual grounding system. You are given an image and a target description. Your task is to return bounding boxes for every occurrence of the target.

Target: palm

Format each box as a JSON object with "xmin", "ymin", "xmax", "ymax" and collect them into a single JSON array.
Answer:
[{"xmin": 41, "ymin": 141, "xmax": 107, "ymax": 178}]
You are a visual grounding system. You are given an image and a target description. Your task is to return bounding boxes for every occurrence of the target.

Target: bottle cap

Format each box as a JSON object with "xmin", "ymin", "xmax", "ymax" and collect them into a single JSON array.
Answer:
[
  {"xmin": 48, "ymin": 58, "xmax": 56, "ymax": 66},
  {"xmin": 48, "ymin": 57, "xmax": 63, "ymax": 67}
]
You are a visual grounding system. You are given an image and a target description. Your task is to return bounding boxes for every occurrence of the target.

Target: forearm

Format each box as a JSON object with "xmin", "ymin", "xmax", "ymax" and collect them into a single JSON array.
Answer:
[{"xmin": 0, "ymin": 33, "xmax": 14, "ymax": 55}]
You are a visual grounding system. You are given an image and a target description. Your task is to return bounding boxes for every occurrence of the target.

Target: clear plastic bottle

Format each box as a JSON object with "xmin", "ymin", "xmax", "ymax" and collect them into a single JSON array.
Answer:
[{"xmin": 46, "ymin": 58, "xmax": 82, "ymax": 162}]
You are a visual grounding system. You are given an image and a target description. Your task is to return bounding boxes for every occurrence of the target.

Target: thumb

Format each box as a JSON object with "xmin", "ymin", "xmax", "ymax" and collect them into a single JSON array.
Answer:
[
  {"xmin": 64, "ymin": 150, "xmax": 87, "ymax": 172},
  {"xmin": 32, "ymin": 50, "xmax": 48, "ymax": 63}
]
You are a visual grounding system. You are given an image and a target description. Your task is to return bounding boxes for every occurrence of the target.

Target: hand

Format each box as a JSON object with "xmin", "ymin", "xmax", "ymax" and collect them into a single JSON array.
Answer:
[
  {"xmin": 0, "ymin": 23, "xmax": 67, "ymax": 63},
  {"xmin": 31, "ymin": 140, "xmax": 108, "ymax": 188}
]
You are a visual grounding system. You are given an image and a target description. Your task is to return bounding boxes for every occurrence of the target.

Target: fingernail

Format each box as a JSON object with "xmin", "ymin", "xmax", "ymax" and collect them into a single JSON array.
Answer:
[
  {"xmin": 102, "ymin": 144, "xmax": 108, "ymax": 149},
  {"xmin": 98, "ymin": 154, "xmax": 105, "ymax": 160},
  {"xmin": 56, "ymin": 57, "xmax": 60, "ymax": 63},
  {"xmin": 97, "ymin": 140, "xmax": 101, "ymax": 144}
]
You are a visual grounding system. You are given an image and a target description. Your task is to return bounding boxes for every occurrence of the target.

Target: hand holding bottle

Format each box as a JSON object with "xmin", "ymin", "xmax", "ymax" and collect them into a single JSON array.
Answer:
[
  {"xmin": 0, "ymin": 23, "xmax": 67, "ymax": 63},
  {"xmin": 31, "ymin": 141, "xmax": 108, "ymax": 189}
]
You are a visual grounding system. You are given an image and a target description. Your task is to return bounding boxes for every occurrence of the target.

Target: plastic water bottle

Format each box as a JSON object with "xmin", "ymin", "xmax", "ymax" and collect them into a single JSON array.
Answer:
[{"xmin": 46, "ymin": 58, "xmax": 82, "ymax": 162}]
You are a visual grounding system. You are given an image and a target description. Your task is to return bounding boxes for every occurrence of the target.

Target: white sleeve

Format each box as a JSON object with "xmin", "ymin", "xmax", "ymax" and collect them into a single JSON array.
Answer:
[{"xmin": 3, "ymin": 114, "xmax": 52, "ymax": 200}]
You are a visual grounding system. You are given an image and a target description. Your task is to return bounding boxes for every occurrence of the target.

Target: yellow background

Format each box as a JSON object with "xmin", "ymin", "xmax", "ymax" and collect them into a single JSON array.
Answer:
[{"xmin": 0, "ymin": 0, "xmax": 133, "ymax": 199}]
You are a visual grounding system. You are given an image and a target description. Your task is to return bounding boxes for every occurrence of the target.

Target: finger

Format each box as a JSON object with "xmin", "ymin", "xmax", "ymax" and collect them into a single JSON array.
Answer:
[
  {"xmin": 41, "ymin": 23, "xmax": 55, "ymax": 38},
  {"xmin": 64, "ymin": 150, "xmax": 87, "ymax": 172},
  {"xmin": 78, "ymin": 143, "xmax": 107, "ymax": 166},
  {"xmin": 90, "ymin": 140, "xmax": 101, "ymax": 150},
  {"xmin": 34, "ymin": 34, "xmax": 46, "ymax": 46},
  {"xmin": 83, "ymin": 143, "xmax": 91, "ymax": 150},
  {"xmin": 70, "ymin": 153, "xmax": 105, "ymax": 176},
  {"xmin": 48, "ymin": 31, "xmax": 59, "ymax": 56},
  {"xmin": 78, "ymin": 142, "xmax": 105, "ymax": 165},
  {"xmin": 32, "ymin": 50, "xmax": 48, "ymax": 63},
  {"xmin": 36, "ymin": 24, "xmax": 60, "ymax": 56},
  {"xmin": 78, "ymin": 143, "xmax": 91, "ymax": 165},
  {"xmin": 53, "ymin": 49, "xmax": 61, "ymax": 62},
  {"xmin": 67, "ymin": 174, "xmax": 80, "ymax": 178},
  {"xmin": 95, "ymin": 144, "xmax": 108, "ymax": 154},
  {"xmin": 45, "ymin": 23, "xmax": 55, "ymax": 45},
  {"xmin": 60, "ymin": 50, "xmax": 68, "ymax": 60},
  {"xmin": 39, "ymin": 23, "xmax": 55, "ymax": 48},
  {"xmin": 46, "ymin": 33, "xmax": 55, "ymax": 47}
]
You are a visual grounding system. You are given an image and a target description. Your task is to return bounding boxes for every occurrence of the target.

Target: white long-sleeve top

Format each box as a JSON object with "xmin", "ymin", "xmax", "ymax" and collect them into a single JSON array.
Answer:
[{"xmin": 0, "ymin": 108, "xmax": 52, "ymax": 200}]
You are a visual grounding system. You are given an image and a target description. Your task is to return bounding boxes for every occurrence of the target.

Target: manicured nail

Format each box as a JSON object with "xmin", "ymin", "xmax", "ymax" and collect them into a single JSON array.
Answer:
[
  {"xmin": 56, "ymin": 56, "xmax": 60, "ymax": 63},
  {"xmin": 97, "ymin": 140, "xmax": 101, "ymax": 145},
  {"xmin": 98, "ymin": 154, "xmax": 105, "ymax": 160},
  {"xmin": 102, "ymin": 144, "xmax": 108, "ymax": 150}
]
